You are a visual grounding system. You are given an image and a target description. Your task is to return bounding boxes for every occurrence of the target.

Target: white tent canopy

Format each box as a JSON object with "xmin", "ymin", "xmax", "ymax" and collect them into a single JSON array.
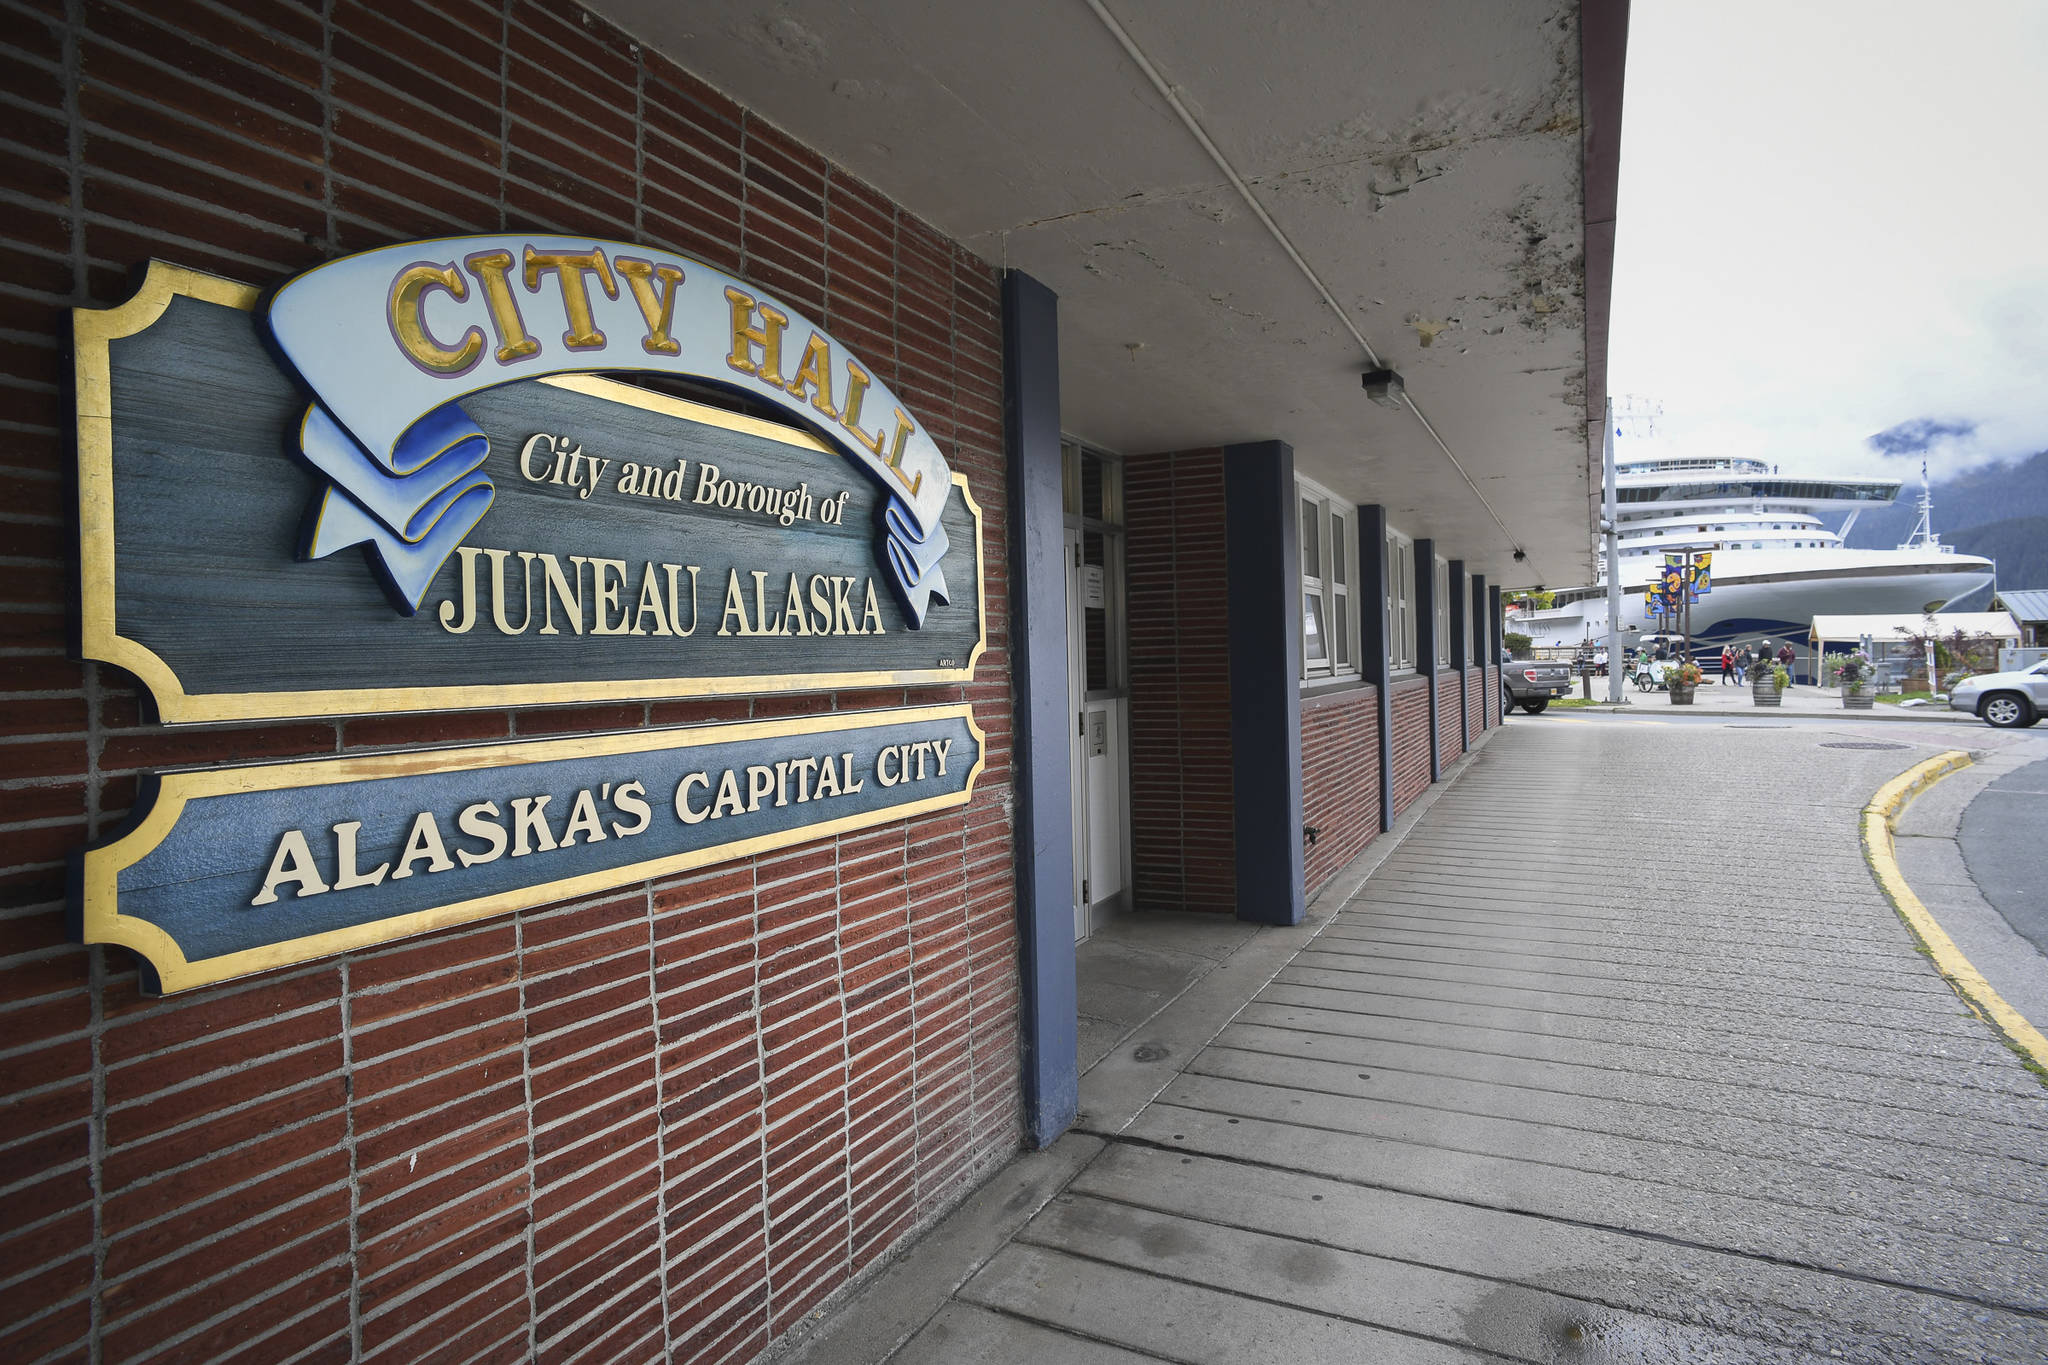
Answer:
[{"xmin": 1809, "ymin": 612, "xmax": 2020, "ymax": 646}]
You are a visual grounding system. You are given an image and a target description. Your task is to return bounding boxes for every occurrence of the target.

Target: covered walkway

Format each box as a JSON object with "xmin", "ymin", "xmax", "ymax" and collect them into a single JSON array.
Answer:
[{"xmin": 788, "ymin": 720, "xmax": 2048, "ymax": 1364}]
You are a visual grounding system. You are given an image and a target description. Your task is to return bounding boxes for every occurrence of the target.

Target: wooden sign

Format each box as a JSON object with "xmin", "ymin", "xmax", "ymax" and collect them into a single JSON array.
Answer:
[
  {"xmin": 78, "ymin": 705, "xmax": 984, "ymax": 994},
  {"xmin": 75, "ymin": 243, "xmax": 985, "ymax": 723}
]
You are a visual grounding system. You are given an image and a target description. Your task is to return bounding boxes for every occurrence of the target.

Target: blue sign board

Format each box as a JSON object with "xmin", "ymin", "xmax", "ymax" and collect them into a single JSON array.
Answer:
[
  {"xmin": 75, "ymin": 247, "xmax": 985, "ymax": 724},
  {"xmin": 78, "ymin": 705, "xmax": 983, "ymax": 994}
]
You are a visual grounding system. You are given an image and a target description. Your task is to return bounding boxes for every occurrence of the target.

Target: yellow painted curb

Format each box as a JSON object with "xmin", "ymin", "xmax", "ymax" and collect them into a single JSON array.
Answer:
[{"xmin": 1863, "ymin": 751, "xmax": 2048, "ymax": 1077}]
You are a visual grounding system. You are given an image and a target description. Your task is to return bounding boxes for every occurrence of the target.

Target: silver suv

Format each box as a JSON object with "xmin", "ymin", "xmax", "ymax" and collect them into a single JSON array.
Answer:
[{"xmin": 1948, "ymin": 659, "xmax": 2048, "ymax": 728}]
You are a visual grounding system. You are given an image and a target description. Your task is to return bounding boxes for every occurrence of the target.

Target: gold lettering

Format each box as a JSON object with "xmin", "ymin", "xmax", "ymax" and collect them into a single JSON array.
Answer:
[
  {"xmin": 839, "ymin": 358, "xmax": 886, "ymax": 457},
  {"xmin": 840, "ymin": 752, "xmax": 864, "ymax": 795},
  {"xmin": 724, "ymin": 286, "xmax": 788, "ymax": 383},
  {"xmin": 881, "ymin": 408, "xmax": 922, "ymax": 497},
  {"xmin": 388, "ymin": 262, "xmax": 484, "ymax": 374},
  {"xmin": 932, "ymin": 738, "xmax": 953, "ymax": 776},
  {"xmin": 462, "ymin": 249, "xmax": 540, "ymax": 363},
  {"xmin": 523, "ymin": 246, "xmax": 618, "ymax": 350},
  {"xmin": 784, "ymin": 331, "xmax": 839, "ymax": 419},
  {"xmin": 615, "ymin": 256, "xmax": 685, "ymax": 356},
  {"xmin": 813, "ymin": 753, "xmax": 842, "ymax": 800},
  {"xmin": 876, "ymin": 745, "xmax": 901, "ymax": 788}
]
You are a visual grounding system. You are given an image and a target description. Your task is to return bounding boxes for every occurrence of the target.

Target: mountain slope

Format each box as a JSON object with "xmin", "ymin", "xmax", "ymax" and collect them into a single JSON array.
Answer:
[
  {"xmin": 1934, "ymin": 515, "xmax": 2048, "ymax": 611},
  {"xmin": 1842, "ymin": 449, "xmax": 2048, "ymax": 551}
]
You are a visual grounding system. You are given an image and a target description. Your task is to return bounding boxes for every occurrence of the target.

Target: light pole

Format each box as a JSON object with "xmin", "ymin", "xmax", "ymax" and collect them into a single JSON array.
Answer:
[{"xmin": 1604, "ymin": 398, "xmax": 1624, "ymax": 703}]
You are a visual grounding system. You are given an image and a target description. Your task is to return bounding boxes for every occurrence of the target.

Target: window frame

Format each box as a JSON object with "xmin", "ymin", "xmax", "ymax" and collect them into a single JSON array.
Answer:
[
  {"xmin": 1386, "ymin": 527, "xmax": 1417, "ymax": 673},
  {"xmin": 1433, "ymin": 555, "xmax": 1452, "ymax": 668},
  {"xmin": 1296, "ymin": 476, "xmax": 1360, "ymax": 684}
]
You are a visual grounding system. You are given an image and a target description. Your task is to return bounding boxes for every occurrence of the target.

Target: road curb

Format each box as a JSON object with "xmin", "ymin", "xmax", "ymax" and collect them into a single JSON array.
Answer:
[{"xmin": 1863, "ymin": 750, "xmax": 2048, "ymax": 1080}]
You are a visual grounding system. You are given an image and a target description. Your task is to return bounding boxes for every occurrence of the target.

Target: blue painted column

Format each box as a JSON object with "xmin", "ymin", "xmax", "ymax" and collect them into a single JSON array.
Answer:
[
  {"xmin": 1357, "ymin": 505, "xmax": 1395, "ymax": 831},
  {"xmin": 1416, "ymin": 538, "xmax": 1438, "ymax": 783},
  {"xmin": 1472, "ymin": 573, "xmax": 1490, "ymax": 729},
  {"xmin": 1223, "ymin": 440, "xmax": 1305, "ymax": 925},
  {"xmin": 1001, "ymin": 270, "xmax": 1077, "ymax": 1148},
  {"xmin": 1448, "ymin": 559, "xmax": 1469, "ymax": 752}
]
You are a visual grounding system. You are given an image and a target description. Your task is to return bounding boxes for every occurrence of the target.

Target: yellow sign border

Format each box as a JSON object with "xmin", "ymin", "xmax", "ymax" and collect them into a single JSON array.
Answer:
[
  {"xmin": 74, "ymin": 261, "xmax": 989, "ymax": 724},
  {"xmin": 82, "ymin": 703, "xmax": 987, "ymax": 994}
]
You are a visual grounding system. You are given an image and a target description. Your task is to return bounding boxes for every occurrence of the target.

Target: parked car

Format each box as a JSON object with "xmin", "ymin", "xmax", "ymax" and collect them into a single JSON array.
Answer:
[
  {"xmin": 1948, "ymin": 659, "xmax": 2048, "ymax": 728},
  {"xmin": 1500, "ymin": 648, "xmax": 1574, "ymax": 714}
]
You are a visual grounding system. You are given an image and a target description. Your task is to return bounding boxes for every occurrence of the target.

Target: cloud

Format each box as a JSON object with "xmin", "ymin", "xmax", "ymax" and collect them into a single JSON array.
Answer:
[{"xmin": 1865, "ymin": 418, "xmax": 1978, "ymax": 458}]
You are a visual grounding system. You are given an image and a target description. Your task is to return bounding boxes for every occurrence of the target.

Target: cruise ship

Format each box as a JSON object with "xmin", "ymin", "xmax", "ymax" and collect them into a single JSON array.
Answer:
[{"xmin": 1512, "ymin": 456, "xmax": 1995, "ymax": 662}]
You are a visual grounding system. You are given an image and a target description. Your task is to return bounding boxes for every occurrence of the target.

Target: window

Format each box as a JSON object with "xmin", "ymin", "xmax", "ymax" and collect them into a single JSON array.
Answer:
[
  {"xmin": 1434, "ymin": 556, "xmax": 1451, "ymax": 667},
  {"xmin": 1386, "ymin": 528, "xmax": 1416, "ymax": 671},
  {"xmin": 1297, "ymin": 478, "xmax": 1358, "ymax": 680}
]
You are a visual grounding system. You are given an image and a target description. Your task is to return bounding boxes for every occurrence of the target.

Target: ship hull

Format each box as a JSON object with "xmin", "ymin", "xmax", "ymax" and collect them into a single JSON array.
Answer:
[{"xmin": 1520, "ymin": 557, "xmax": 1994, "ymax": 651}]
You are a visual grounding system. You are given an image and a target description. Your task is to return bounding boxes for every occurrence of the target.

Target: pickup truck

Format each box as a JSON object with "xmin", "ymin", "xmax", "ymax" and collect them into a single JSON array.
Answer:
[{"xmin": 1500, "ymin": 650, "xmax": 1574, "ymax": 714}]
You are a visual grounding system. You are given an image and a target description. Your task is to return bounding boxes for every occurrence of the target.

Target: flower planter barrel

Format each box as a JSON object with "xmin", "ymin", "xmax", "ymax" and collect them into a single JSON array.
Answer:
[
  {"xmin": 1752, "ymin": 678, "xmax": 1782, "ymax": 707},
  {"xmin": 1842, "ymin": 684, "xmax": 1874, "ymax": 710},
  {"xmin": 1669, "ymin": 684, "xmax": 1696, "ymax": 705}
]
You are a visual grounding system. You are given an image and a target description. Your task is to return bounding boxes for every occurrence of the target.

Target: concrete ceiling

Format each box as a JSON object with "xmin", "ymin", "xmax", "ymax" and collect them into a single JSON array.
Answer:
[{"xmin": 586, "ymin": 0, "xmax": 1621, "ymax": 585}]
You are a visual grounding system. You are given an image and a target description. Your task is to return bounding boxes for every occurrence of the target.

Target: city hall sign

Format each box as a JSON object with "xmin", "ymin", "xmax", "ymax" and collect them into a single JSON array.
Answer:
[
  {"xmin": 75, "ymin": 236, "xmax": 986, "ymax": 724},
  {"xmin": 71, "ymin": 239, "xmax": 989, "ymax": 991}
]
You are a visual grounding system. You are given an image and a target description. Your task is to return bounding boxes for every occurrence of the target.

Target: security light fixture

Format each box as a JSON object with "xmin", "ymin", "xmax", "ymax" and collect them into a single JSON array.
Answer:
[
  {"xmin": 1361, "ymin": 368, "xmax": 1405, "ymax": 409},
  {"xmin": 1512, "ymin": 549, "xmax": 1527, "ymax": 562}
]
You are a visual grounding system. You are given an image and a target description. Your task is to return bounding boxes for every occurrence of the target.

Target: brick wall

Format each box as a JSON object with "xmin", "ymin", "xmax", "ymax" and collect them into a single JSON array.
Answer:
[
  {"xmin": 1487, "ymin": 663, "xmax": 1502, "ymax": 725},
  {"xmin": 1124, "ymin": 448, "xmax": 1235, "ymax": 915},
  {"xmin": 1435, "ymin": 669, "xmax": 1464, "ymax": 762},
  {"xmin": 1388, "ymin": 676, "xmax": 1432, "ymax": 817},
  {"xmin": 0, "ymin": 4, "xmax": 1019, "ymax": 1362},
  {"xmin": 1466, "ymin": 665, "xmax": 1484, "ymax": 741},
  {"xmin": 1301, "ymin": 686, "xmax": 1379, "ymax": 897}
]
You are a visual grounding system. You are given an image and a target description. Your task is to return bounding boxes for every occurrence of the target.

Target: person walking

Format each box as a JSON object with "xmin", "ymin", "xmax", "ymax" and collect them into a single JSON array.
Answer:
[
  {"xmin": 1720, "ymin": 646, "xmax": 1734, "ymax": 685},
  {"xmin": 1778, "ymin": 642, "xmax": 1795, "ymax": 684},
  {"xmin": 1734, "ymin": 646, "xmax": 1748, "ymax": 685}
]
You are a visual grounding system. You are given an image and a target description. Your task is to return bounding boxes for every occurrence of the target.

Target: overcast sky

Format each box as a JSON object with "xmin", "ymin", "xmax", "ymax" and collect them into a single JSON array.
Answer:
[{"xmin": 1608, "ymin": 0, "xmax": 2048, "ymax": 481}]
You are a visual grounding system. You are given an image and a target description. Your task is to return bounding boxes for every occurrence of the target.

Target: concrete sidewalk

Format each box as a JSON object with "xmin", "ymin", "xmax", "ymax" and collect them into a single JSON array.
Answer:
[{"xmin": 776, "ymin": 724, "xmax": 2048, "ymax": 1364}]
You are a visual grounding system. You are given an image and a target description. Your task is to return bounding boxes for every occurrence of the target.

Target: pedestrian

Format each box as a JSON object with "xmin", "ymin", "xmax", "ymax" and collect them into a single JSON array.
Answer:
[
  {"xmin": 1778, "ymin": 642, "xmax": 1795, "ymax": 683},
  {"xmin": 1719, "ymin": 646, "xmax": 1733, "ymax": 684},
  {"xmin": 1734, "ymin": 646, "xmax": 1747, "ymax": 685}
]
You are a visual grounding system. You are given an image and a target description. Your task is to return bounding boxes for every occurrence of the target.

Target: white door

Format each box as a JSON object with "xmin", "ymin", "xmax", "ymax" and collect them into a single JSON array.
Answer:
[{"xmin": 1066, "ymin": 526, "xmax": 1128, "ymax": 942}]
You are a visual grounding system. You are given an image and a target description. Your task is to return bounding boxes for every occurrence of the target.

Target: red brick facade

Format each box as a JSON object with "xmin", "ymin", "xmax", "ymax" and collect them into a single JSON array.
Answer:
[
  {"xmin": 1466, "ymin": 665, "xmax": 1485, "ymax": 740},
  {"xmin": 0, "ymin": 5, "xmax": 1017, "ymax": 1362},
  {"xmin": 1301, "ymin": 686, "xmax": 1380, "ymax": 897},
  {"xmin": 1125, "ymin": 449, "xmax": 1236, "ymax": 915},
  {"xmin": 1435, "ymin": 669, "xmax": 1465, "ymax": 763},
  {"xmin": 1388, "ymin": 676, "xmax": 1433, "ymax": 817}
]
